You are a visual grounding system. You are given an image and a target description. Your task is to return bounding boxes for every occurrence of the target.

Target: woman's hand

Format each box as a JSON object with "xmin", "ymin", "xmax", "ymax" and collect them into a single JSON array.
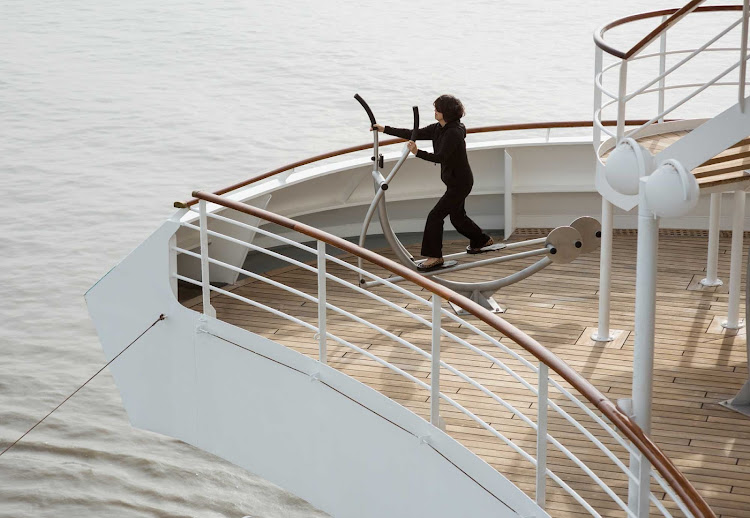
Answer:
[
  {"xmin": 407, "ymin": 141, "xmax": 418, "ymax": 155},
  {"xmin": 370, "ymin": 124, "xmax": 385, "ymax": 132}
]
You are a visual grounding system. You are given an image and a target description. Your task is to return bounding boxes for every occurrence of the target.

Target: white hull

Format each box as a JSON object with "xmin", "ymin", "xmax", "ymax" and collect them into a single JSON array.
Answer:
[{"xmin": 86, "ymin": 216, "xmax": 546, "ymax": 518}]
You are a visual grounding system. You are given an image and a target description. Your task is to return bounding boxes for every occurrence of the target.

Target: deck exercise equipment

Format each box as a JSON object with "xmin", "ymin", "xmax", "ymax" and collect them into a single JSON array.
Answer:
[{"xmin": 353, "ymin": 94, "xmax": 602, "ymax": 313}]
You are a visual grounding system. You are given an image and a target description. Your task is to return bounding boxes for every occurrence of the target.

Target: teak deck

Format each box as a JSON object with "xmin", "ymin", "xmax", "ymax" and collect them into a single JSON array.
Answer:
[{"xmin": 186, "ymin": 231, "xmax": 750, "ymax": 518}]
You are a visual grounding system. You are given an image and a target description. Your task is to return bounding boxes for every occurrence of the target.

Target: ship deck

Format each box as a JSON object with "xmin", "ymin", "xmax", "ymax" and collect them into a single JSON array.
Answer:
[{"xmin": 184, "ymin": 230, "xmax": 750, "ymax": 517}]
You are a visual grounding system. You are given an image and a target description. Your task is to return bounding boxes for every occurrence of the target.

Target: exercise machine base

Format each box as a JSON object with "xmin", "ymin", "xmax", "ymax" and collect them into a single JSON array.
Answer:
[{"xmin": 449, "ymin": 296, "xmax": 505, "ymax": 315}]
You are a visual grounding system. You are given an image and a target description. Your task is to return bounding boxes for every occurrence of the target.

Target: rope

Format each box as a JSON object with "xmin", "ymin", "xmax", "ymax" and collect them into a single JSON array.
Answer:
[{"xmin": 0, "ymin": 313, "xmax": 166, "ymax": 459}]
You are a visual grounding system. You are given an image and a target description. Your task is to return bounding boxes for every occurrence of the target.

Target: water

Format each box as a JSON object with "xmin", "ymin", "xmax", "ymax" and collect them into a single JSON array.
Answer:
[{"xmin": 0, "ymin": 1, "xmax": 738, "ymax": 516}]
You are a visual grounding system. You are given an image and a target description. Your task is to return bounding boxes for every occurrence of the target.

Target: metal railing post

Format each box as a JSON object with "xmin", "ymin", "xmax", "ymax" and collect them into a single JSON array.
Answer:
[
  {"xmin": 318, "ymin": 240, "xmax": 328, "ymax": 363},
  {"xmin": 724, "ymin": 190, "xmax": 746, "ymax": 329},
  {"xmin": 593, "ymin": 46, "xmax": 603, "ymax": 148},
  {"xmin": 199, "ymin": 200, "xmax": 216, "ymax": 318},
  {"xmin": 658, "ymin": 15, "xmax": 668, "ymax": 122},
  {"xmin": 536, "ymin": 363, "xmax": 549, "ymax": 508},
  {"xmin": 617, "ymin": 60, "xmax": 629, "ymax": 142},
  {"xmin": 431, "ymin": 294, "xmax": 443, "ymax": 429},
  {"xmin": 740, "ymin": 0, "xmax": 749, "ymax": 111},
  {"xmin": 701, "ymin": 193, "xmax": 724, "ymax": 287}
]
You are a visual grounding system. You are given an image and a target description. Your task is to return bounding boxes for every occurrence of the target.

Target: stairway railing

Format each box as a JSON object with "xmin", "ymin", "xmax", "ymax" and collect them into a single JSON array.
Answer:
[
  {"xmin": 593, "ymin": 3, "xmax": 748, "ymax": 155},
  {"xmin": 171, "ymin": 190, "xmax": 716, "ymax": 518}
]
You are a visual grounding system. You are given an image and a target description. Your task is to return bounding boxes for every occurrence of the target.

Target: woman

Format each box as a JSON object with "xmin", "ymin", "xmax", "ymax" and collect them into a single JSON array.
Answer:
[{"xmin": 372, "ymin": 94, "xmax": 493, "ymax": 271}]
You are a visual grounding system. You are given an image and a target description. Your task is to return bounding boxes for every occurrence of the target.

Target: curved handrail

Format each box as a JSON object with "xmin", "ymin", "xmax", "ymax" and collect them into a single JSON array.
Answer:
[
  {"xmin": 192, "ymin": 189, "xmax": 716, "ymax": 518},
  {"xmin": 595, "ymin": 4, "xmax": 743, "ymax": 59},
  {"xmin": 175, "ymin": 119, "xmax": 655, "ymax": 208}
]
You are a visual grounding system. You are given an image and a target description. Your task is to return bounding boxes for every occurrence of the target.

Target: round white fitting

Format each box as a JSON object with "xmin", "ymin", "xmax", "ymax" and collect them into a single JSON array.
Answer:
[
  {"xmin": 604, "ymin": 138, "xmax": 651, "ymax": 196},
  {"xmin": 645, "ymin": 159, "xmax": 699, "ymax": 218}
]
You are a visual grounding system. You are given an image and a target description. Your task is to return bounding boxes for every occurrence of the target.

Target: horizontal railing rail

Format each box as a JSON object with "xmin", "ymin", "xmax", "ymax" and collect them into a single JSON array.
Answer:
[
  {"xmin": 174, "ymin": 120, "xmax": 656, "ymax": 209},
  {"xmin": 594, "ymin": 3, "xmax": 742, "ymax": 60},
  {"xmin": 173, "ymin": 190, "xmax": 714, "ymax": 517}
]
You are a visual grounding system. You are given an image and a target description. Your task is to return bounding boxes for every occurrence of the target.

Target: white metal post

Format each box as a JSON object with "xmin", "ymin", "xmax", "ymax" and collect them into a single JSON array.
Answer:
[
  {"xmin": 617, "ymin": 60, "xmax": 628, "ymax": 142},
  {"xmin": 658, "ymin": 16, "xmax": 668, "ymax": 123},
  {"xmin": 431, "ymin": 294, "xmax": 443, "ymax": 430},
  {"xmin": 740, "ymin": 0, "xmax": 749, "ymax": 111},
  {"xmin": 536, "ymin": 363, "xmax": 548, "ymax": 508},
  {"xmin": 724, "ymin": 190, "xmax": 746, "ymax": 329},
  {"xmin": 317, "ymin": 240, "xmax": 328, "ymax": 363},
  {"xmin": 701, "ymin": 193, "xmax": 724, "ymax": 287},
  {"xmin": 504, "ymin": 151, "xmax": 515, "ymax": 240},
  {"xmin": 169, "ymin": 233, "xmax": 178, "ymax": 298},
  {"xmin": 593, "ymin": 46, "xmax": 603, "ymax": 148},
  {"xmin": 594, "ymin": 199, "xmax": 615, "ymax": 341},
  {"xmin": 199, "ymin": 200, "xmax": 216, "ymax": 318},
  {"xmin": 628, "ymin": 182, "xmax": 658, "ymax": 517}
]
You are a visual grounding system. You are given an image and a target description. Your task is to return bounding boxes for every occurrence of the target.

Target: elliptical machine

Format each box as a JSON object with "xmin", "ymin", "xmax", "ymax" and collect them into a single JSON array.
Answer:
[{"xmin": 353, "ymin": 94, "xmax": 600, "ymax": 314}]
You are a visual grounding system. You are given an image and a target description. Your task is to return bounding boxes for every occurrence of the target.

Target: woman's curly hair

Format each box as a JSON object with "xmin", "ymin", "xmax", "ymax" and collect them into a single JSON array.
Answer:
[{"xmin": 433, "ymin": 94, "xmax": 465, "ymax": 123}]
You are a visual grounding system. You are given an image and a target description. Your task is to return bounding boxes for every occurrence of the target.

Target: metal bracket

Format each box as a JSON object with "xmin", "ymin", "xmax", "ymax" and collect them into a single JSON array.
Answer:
[
  {"xmin": 449, "ymin": 291, "xmax": 505, "ymax": 315},
  {"xmin": 196, "ymin": 315, "xmax": 211, "ymax": 334},
  {"xmin": 616, "ymin": 398, "xmax": 635, "ymax": 418},
  {"xmin": 719, "ymin": 380, "xmax": 750, "ymax": 417}
]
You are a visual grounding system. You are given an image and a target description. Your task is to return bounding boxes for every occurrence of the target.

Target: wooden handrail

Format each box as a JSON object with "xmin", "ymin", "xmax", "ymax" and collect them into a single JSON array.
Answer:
[
  {"xmin": 595, "ymin": 4, "xmax": 743, "ymax": 60},
  {"xmin": 175, "ymin": 119, "xmax": 654, "ymax": 209},
  {"xmin": 192, "ymin": 189, "xmax": 717, "ymax": 518}
]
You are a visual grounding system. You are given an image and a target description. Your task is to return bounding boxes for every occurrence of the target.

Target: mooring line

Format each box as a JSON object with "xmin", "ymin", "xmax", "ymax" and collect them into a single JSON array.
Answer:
[{"xmin": 0, "ymin": 313, "xmax": 166, "ymax": 458}]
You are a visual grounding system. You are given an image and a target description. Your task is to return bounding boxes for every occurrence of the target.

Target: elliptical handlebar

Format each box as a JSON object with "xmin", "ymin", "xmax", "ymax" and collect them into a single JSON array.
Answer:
[
  {"xmin": 411, "ymin": 106, "xmax": 419, "ymax": 141},
  {"xmin": 354, "ymin": 93, "xmax": 377, "ymax": 128},
  {"xmin": 355, "ymin": 94, "xmax": 419, "ymax": 279}
]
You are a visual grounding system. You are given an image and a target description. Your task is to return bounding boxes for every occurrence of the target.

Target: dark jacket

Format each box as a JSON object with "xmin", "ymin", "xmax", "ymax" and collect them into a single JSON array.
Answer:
[{"xmin": 384, "ymin": 120, "xmax": 473, "ymax": 188}]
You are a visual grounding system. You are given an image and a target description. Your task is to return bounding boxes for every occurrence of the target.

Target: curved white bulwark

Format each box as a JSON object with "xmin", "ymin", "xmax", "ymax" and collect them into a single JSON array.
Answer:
[
  {"xmin": 86, "ymin": 217, "xmax": 547, "ymax": 518},
  {"xmin": 176, "ymin": 130, "xmax": 747, "ymax": 286}
]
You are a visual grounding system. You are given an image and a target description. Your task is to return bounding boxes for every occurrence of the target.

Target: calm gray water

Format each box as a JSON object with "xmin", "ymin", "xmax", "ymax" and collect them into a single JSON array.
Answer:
[{"xmin": 0, "ymin": 1, "xmax": 734, "ymax": 516}]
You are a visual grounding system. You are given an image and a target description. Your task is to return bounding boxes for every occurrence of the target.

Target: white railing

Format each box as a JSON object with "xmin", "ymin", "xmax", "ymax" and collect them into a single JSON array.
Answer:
[
  {"xmin": 169, "ymin": 199, "xmax": 703, "ymax": 517},
  {"xmin": 594, "ymin": 4, "xmax": 750, "ymax": 155}
]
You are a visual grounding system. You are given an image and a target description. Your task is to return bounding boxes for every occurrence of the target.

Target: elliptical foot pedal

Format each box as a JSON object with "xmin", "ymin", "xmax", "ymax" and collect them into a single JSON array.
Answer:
[
  {"xmin": 415, "ymin": 259, "xmax": 458, "ymax": 272},
  {"xmin": 466, "ymin": 243, "xmax": 506, "ymax": 255}
]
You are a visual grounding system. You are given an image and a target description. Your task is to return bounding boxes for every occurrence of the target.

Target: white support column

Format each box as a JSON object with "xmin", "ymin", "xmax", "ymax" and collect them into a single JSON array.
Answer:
[
  {"xmin": 723, "ymin": 190, "xmax": 746, "ymax": 329},
  {"xmin": 593, "ymin": 198, "xmax": 615, "ymax": 341},
  {"xmin": 720, "ymin": 244, "xmax": 750, "ymax": 416},
  {"xmin": 503, "ymin": 151, "xmax": 515, "ymax": 240},
  {"xmin": 199, "ymin": 200, "xmax": 216, "ymax": 318},
  {"xmin": 431, "ymin": 295, "xmax": 445, "ymax": 431},
  {"xmin": 317, "ymin": 240, "xmax": 328, "ymax": 364},
  {"xmin": 701, "ymin": 193, "xmax": 724, "ymax": 287},
  {"xmin": 535, "ymin": 363, "xmax": 548, "ymax": 509},
  {"xmin": 628, "ymin": 183, "xmax": 659, "ymax": 517}
]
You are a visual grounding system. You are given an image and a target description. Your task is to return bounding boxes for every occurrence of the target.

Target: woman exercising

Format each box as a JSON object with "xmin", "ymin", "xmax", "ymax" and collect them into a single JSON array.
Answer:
[{"xmin": 372, "ymin": 95, "xmax": 493, "ymax": 271}]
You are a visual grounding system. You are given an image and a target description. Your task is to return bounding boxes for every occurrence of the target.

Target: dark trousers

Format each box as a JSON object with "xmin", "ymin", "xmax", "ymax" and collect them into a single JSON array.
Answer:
[{"xmin": 421, "ymin": 185, "xmax": 490, "ymax": 257}]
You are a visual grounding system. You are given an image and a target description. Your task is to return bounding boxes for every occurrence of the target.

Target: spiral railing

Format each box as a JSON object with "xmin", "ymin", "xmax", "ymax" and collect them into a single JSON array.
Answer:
[
  {"xmin": 170, "ymin": 189, "xmax": 715, "ymax": 517},
  {"xmin": 593, "ymin": 2, "xmax": 748, "ymax": 156}
]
